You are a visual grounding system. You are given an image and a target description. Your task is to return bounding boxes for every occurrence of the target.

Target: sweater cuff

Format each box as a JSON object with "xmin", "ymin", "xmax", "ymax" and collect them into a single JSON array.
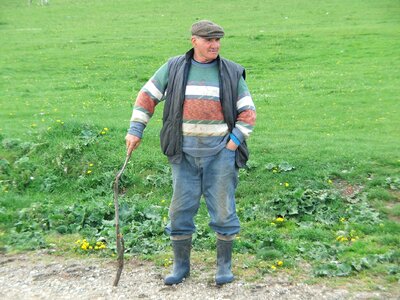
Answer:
[
  {"xmin": 229, "ymin": 133, "xmax": 241, "ymax": 146},
  {"xmin": 232, "ymin": 127, "xmax": 245, "ymax": 144},
  {"xmin": 127, "ymin": 121, "xmax": 145, "ymax": 139}
]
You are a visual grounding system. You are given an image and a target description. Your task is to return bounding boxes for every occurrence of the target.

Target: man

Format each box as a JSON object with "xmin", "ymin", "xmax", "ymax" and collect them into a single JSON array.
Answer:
[{"xmin": 125, "ymin": 20, "xmax": 256, "ymax": 286}]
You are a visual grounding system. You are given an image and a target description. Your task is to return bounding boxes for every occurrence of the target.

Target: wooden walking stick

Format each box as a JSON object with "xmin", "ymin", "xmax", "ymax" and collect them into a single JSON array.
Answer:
[{"xmin": 113, "ymin": 150, "xmax": 132, "ymax": 287}]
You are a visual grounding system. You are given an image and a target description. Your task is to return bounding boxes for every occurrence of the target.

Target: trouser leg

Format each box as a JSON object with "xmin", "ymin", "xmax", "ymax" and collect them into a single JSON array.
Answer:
[
  {"xmin": 165, "ymin": 154, "xmax": 202, "ymax": 237},
  {"xmin": 203, "ymin": 148, "xmax": 240, "ymax": 237},
  {"xmin": 164, "ymin": 155, "xmax": 199, "ymax": 285},
  {"xmin": 202, "ymin": 148, "xmax": 239, "ymax": 284}
]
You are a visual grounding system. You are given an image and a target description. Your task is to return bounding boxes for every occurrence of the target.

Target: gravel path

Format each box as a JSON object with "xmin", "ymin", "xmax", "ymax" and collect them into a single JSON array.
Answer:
[{"xmin": 0, "ymin": 252, "xmax": 397, "ymax": 300}]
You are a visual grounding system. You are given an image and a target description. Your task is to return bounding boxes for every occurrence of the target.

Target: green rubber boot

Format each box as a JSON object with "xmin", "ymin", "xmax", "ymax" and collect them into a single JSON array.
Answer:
[
  {"xmin": 215, "ymin": 238, "xmax": 234, "ymax": 285},
  {"xmin": 164, "ymin": 237, "xmax": 192, "ymax": 285}
]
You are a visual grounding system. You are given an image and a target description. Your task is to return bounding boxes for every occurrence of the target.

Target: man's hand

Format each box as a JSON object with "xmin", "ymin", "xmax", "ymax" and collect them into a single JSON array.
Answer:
[
  {"xmin": 125, "ymin": 134, "xmax": 141, "ymax": 155},
  {"xmin": 225, "ymin": 139, "xmax": 239, "ymax": 151}
]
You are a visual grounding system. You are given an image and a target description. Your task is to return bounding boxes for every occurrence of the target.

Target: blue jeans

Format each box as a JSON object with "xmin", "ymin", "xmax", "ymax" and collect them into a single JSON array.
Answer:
[{"xmin": 165, "ymin": 148, "xmax": 240, "ymax": 238}]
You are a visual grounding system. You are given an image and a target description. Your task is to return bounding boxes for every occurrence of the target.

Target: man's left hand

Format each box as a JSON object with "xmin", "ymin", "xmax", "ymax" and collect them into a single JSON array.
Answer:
[{"xmin": 226, "ymin": 139, "xmax": 239, "ymax": 151}]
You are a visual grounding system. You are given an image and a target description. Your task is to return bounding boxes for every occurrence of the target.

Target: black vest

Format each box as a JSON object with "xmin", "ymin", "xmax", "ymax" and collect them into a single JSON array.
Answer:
[{"xmin": 160, "ymin": 48, "xmax": 249, "ymax": 168}]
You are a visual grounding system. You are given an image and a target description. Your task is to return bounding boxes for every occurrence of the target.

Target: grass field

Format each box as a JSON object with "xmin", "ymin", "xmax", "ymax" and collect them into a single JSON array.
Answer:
[{"xmin": 1, "ymin": 0, "xmax": 399, "ymax": 291}]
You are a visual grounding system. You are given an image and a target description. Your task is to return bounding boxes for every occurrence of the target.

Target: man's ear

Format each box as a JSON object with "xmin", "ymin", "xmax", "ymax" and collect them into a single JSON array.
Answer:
[{"xmin": 191, "ymin": 36, "xmax": 197, "ymax": 47}]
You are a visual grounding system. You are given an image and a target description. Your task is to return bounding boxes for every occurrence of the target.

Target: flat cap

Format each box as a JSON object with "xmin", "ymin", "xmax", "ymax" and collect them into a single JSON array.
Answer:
[{"xmin": 191, "ymin": 20, "xmax": 224, "ymax": 38}]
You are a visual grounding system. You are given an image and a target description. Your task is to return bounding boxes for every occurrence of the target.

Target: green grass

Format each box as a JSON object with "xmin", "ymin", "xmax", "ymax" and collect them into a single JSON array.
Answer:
[{"xmin": 1, "ymin": 0, "xmax": 399, "ymax": 292}]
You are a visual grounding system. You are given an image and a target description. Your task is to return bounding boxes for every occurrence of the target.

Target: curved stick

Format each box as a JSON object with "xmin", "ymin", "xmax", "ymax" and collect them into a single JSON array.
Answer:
[{"xmin": 113, "ymin": 151, "xmax": 132, "ymax": 287}]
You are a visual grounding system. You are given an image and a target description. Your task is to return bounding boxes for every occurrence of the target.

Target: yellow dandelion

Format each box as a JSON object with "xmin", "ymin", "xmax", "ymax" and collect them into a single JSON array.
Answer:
[
  {"xmin": 271, "ymin": 265, "xmax": 277, "ymax": 270},
  {"xmin": 340, "ymin": 217, "xmax": 346, "ymax": 223},
  {"xmin": 87, "ymin": 170, "xmax": 92, "ymax": 174},
  {"xmin": 327, "ymin": 179, "xmax": 333, "ymax": 184},
  {"xmin": 89, "ymin": 163, "xmax": 94, "ymax": 167},
  {"xmin": 163, "ymin": 258, "xmax": 172, "ymax": 267},
  {"xmin": 104, "ymin": 127, "xmax": 109, "ymax": 131},
  {"xmin": 276, "ymin": 217, "xmax": 284, "ymax": 222},
  {"xmin": 101, "ymin": 131, "xmax": 106, "ymax": 135},
  {"xmin": 284, "ymin": 182, "xmax": 289, "ymax": 187},
  {"xmin": 277, "ymin": 261, "xmax": 283, "ymax": 267}
]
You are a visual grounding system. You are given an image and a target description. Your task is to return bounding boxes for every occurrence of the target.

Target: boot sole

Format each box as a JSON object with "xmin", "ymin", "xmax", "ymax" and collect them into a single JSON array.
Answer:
[
  {"xmin": 215, "ymin": 275, "xmax": 234, "ymax": 286},
  {"xmin": 164, "ymin": 273, "xmax": 190, "ymax": 285}
]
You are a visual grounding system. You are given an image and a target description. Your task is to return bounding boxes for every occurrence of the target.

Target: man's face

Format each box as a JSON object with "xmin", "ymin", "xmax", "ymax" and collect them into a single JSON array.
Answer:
[{"xmin": 191, "ymin": 36, "xmax": 221, "ymax": 63}]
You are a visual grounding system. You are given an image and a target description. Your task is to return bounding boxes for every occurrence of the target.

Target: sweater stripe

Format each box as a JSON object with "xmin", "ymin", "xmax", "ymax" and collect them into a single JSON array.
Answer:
[
  {"xmin": 130, "ymin": 109, "xmax": 151, "ymax": 124},
  {"xmin": 182, "ymin": 123, "xmax": 228, "ymax": 136},
  {"xmin": 187, "ymin": 80, "xmax": 219, "ymax": 88},
  {"xmin": 185, "ymin": 95, "xmax": 220, "ymax": 101},
  {"xmin": 183, "ymin": 119, "xmax": 226, "ymax": 124},
  {"xmin": 183, "ymin": 99, "xmax": 225, "ymax": 121},
  {"xmin": 238, "ymin": 105, "xmax": 255, "ymax": 113},
  {"xmin": 236, "ymin": 122, "xmax": 253, "ymax": 137},
  {"xmin": 142, "ymin": 80, "xmax": 163, "ymax": 102},
  {"xmin": 185, "ymin": 85, "xmax": 219, "ymax": 98},
  {"xmin": 237, "ymin": 110, "xmax": 256, "ymax": 126},
  {"xmin": 237, "ymin": 96, "xmax": 254, "ymax": 111},
  {"xmin": 135, "ymin": 91, "xmax": 157, "ymax": 115}
]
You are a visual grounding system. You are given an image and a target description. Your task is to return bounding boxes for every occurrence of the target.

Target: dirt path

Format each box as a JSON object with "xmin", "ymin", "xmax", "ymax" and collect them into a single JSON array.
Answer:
[{"xmin": 0, "ymin": 252, "xmax": 396, "ymax": 299}]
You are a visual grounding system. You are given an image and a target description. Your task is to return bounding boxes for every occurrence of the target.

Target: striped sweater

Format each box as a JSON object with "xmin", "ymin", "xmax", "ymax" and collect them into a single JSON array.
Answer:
[{"xmin": 129, "ymin": 59, "xmax": 256, "ymax": 157}]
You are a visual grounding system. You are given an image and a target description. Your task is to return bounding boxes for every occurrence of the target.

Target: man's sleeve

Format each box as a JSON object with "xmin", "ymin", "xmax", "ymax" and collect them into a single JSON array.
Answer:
[
  {"xmin": 128, "ymin": 62, "xmax": 169, "ymax": 138},
  {"xmin": 231, "ymin": 77, "xmax": 256, "ymax": 143}
]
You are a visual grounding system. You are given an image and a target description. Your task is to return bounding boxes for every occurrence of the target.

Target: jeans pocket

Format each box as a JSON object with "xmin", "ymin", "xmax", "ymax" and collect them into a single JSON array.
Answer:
[{"xmin": 224, "ymin": 146, "xmax": 236, "ymax": 153}]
